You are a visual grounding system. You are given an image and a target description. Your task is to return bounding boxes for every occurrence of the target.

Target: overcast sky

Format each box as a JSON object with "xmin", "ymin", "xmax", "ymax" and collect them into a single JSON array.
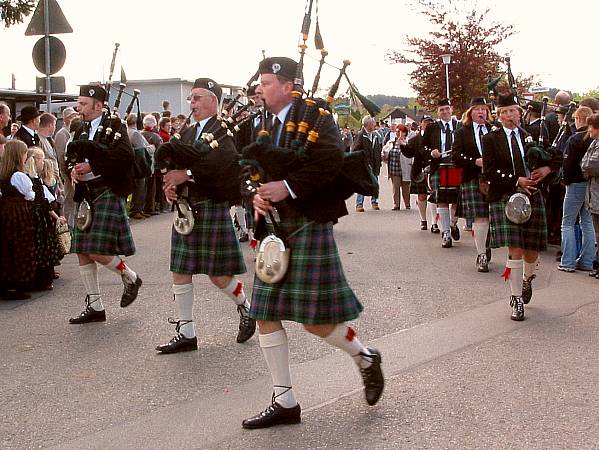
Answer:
[{"xmin": 1, "ymin": 0, "xmax": 598, "ymax": 99}]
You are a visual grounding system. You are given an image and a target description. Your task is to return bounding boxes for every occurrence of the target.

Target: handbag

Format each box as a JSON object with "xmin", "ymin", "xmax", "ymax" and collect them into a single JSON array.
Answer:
[
  {"xmin": 56, "ymin": 222, "xmax": 71, "ymax": 255},
  {"xmin": 255, "ymin": 211, "xmax": 290, "ymax": 284}
]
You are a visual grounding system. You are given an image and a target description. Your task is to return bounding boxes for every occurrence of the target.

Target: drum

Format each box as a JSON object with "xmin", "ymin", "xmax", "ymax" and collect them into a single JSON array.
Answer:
[{"xmin": 439, "ymin": 163, "xmax": 463, "ymax": 190}]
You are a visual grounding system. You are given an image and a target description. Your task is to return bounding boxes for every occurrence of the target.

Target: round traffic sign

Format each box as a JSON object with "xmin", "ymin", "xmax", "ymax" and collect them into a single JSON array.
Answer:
[{"xmin": 32, "ymin": 36, "xmax": 66, "ymax": 75}]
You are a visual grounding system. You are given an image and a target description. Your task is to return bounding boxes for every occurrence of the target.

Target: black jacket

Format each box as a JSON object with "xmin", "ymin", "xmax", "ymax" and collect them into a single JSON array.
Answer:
[
  {"xmin": 13, "ymin": 126, "xmax": 39, "ymax": 147},
  {"xmin": 562, "ymin": 127, "xmax": 592, "ymax": 185},
  {"xmin": 351, "ymin": 128, "xmax": 382, "ymax": 176},
  {"xmin": 69, "ymin": 117, "xmax": 135, "ymax": 201},
  {"xmin": 452, "ymin": 122, "xmax": 491, "ymax": 183},
  {"xmin": 401, "ymin": 132, "xmax": 430, "ymax": 182},
  {"xmin": 422, "ymin": 119, "xmax": 460, "ymax": 172}
]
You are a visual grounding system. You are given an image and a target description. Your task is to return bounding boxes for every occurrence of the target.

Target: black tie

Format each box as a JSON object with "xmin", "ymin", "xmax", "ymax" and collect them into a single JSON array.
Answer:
[
  {"xmin": 510, "ymin": 130, "xmax": 527, "ymax": 177},
  {"xmin": 478, "ymin": 125, "xmax": 485, "ymax": 154},
  {"xmin": 272, "ymin": 116, "xmax": 282, "ymax": 146},
  {"xmin": 444, "ymin": 123, "xmax": 452, "ymax": 154}
]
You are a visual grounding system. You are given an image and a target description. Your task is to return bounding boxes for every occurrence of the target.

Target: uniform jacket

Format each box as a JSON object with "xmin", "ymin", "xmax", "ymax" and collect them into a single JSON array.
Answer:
[
  {"xmin": 422, "ymin": 118, "xmax": 460, "ymax": 172},
  {"xmin": 452, "ymin": 122, "xmax": 491, "ymax": 183},
  {"xmin": 401, "ymin": 132, "xmax": 430, "ymax": 182}
]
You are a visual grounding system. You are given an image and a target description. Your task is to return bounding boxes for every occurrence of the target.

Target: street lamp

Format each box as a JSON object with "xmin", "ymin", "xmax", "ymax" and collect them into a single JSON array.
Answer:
[{"xmin": 441, "ymin": 54, "xmax": 452, "ymax": 99}]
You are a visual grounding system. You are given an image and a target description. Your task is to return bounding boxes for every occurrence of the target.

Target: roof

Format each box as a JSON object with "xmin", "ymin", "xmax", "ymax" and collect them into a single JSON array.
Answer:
[{"xmin": 0, "ymin": 88, "xmax": 77, "ymax": 102}]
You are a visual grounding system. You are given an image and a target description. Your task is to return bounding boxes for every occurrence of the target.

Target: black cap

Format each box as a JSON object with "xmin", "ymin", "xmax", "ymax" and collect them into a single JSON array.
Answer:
[
  {"xmin": 470, "ymin": 96, "xmax": 488, "ymax": 107},
  {"xmin": 192, "ymin": 78, "xmax": 222, "ymax": 101},
  {"xmin": 526, "ymin": 100, "xmax": 543, "ymax": 114},
  {"xmin": 79, "ymin": 84, "xmax": 107, "ymax": 102},
  {"xmin": 496, "ymin": 93, "xmax": 519, "ymax": 108},
  {"xmin": 17, "ymin": 106, "xmax": 42, "ymax": 123},
  {"xmin": 438, "ymin": 98, "xmax": 451, "ymax": 107},
  {"xmin": 258, "ymin": 57, "xmax": 298, "ymax": 81}
]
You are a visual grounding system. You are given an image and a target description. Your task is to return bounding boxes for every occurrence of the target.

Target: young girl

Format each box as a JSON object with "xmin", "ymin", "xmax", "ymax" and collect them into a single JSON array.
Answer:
[
  {"xmin": 25, "ymin": 147, "xmax": 65, "ymax": 291},
  {"xmin": 0, "ymin": 140, "xmax": 36, "ymax": 300}
]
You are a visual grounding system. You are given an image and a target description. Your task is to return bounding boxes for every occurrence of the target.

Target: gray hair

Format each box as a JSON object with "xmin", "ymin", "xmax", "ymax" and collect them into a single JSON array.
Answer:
[
  {"xmin": 362, "ymin": 115, "xmax": 375, "ymax": 127},
  {"xmin": 143, "ymin": 114, "xmax": 157, "ymax": 128}
]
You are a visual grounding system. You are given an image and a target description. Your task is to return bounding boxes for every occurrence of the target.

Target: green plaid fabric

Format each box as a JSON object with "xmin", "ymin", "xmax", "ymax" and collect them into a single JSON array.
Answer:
[
  {"xmin": 170, "ymin": 200, "xmax": 246, "ymax": 275},
  {"xmin": 250, "ymin": 219, "xmax": 363, "ymax": 325},
  {"xmin": 489, "ymin": 193, "xmax": 547, "ymax": 251},
  {"xmin": 460, "ymin": 178, "xmax": 489, "ymax": 219},
  {"xmin": 429, "ymin": 171, "xmax": 460, "ymax": 204},
  {"xmin": 410, "ymin": 178, "xmax": 428, "ymax": 195},
  {"xmin": 72, "ymin": 190, "xmax": 135, "ymax": 256}
]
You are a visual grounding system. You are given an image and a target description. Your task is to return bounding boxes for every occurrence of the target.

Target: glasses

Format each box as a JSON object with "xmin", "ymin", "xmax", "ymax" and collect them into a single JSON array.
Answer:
[{"xmin": 186, "ymin": 94, "xmax": 211, "ymax": 103}]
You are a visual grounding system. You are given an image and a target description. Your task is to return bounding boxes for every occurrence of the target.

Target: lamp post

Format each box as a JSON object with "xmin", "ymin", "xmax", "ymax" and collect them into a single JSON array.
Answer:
[{"xmin": 441, "ymin": 53, "xmax": 452, "ymax": 99}]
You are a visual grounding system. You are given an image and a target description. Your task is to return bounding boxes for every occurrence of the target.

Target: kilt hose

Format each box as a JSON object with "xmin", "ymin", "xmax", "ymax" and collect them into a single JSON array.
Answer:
[
  {"xmin": 460, "ymin": 178, "xmax": 490, "ymax": 220},
  {"xmin": 428, "ymin": 171, "xmax": 460, "ymax": 205},
  {"xmin": 410, "ymin": 178, "xmax": 428, "ymax": 195},
  {"xmin": 250, "ymin": 218, "xmax": 363, "ymax": 325},
  {"xmin": 489, "ymin": 192, "xmax": 547, "ymax": 251},
  {"xmin": 72, "ymin": 190, "xmax": 135, "ymax": 256},
  {"xmin": 170, "ymin": 200, "xmax": 246, "ymax": 276}
]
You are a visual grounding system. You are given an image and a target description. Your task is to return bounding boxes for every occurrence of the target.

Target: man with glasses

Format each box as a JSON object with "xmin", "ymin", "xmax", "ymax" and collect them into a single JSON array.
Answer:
[{"xmin": 155, "ymin": 77, "xmax": 255, "ymax": 354}]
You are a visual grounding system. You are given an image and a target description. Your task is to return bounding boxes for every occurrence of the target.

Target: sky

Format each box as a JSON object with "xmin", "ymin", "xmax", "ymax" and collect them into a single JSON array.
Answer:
[{"xmin": 1, "ymin": 0, "xmax": 598, "ymax": 100}]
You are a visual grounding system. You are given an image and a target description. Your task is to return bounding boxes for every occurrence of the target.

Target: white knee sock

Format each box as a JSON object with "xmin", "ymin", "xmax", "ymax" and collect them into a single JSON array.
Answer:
[
  {"xmin": 417, "ymin": 198, "xmax": 427, "ymax": 221},
  {"xmin": 524, "ymin": 258, "xmax": 538, "ymax": 280},
  {"xmin": 102, "ymin": 256, "xmax": 137, "ymax": 284},
  {"xmin": 323, "ymin": 324, "xmax": 373, "ymax": 369},
  {"xmin": 259, "ymin": 329, "xmax": 297, "ymax": 408},
  {"xmin": 472, "ymin": 221, "xmax": 489, "ymax": 255},
  {"xmin": 235, "ymin": 206, "xmax": 247, "ymax": 232},
  {"xmin": 438, "ymin": 207, "xmax": 451, "ymax": 233},
  {"xmin": 505, "ymin": 258, "xmax": 523, "ymax": 296},
  {"xmin": 221, "ymin": 278, "xmax": 250, "ymax": 309},
  {"xmin": 427, "ymin": 202, "xmax": 438, "ymax": 224},
  {"xmin": 173, "ymin": 283, "xmax": 195, "ymax": 338},
  {"xmin": 80, "ymin": 263, "xmax": 104, "ymax": 311}
]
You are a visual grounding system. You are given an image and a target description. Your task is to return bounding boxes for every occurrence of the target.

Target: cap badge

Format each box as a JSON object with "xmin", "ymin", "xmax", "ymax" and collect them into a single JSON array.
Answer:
[
  {"xmin": 89, "ymin": 88, "xmax": 95, "ymax": 96},
  {"xmin": 207, "ymin": 81, "xmax": 214, "ymax": 89},
  {"xmin": 272, "ymin": 63, "xmax": 281, "ymax": 74}
]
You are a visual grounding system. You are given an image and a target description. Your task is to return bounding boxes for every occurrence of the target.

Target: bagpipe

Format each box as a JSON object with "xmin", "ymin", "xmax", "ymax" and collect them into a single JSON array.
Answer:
[{"xmin": 239, "ymin": 0, "xmax": 378, "ymax": 204}]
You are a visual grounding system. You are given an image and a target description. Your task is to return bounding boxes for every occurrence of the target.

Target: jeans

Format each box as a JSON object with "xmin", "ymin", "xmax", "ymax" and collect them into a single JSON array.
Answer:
[
  {"xmin": 560, "ymin": 182, "xmax": 596, "ymax": 269},
  {"xmin": 356, "ymin": 194, "xmax": 379, "ymax": 206}
]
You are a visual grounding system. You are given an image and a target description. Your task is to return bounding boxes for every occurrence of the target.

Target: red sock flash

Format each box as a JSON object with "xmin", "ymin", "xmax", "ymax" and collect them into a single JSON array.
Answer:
[
  {"xmin": 116, "ymin": 260, "xmax": 127, "ymax": 273},
  {"xmin": 345, "ymin": 326, "xmax": 356, "ymax": 341}
]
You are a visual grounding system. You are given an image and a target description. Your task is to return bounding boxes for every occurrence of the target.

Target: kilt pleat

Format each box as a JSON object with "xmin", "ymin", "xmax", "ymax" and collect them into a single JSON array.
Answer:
[
  {"xmin": 250, "ymin": 219, "xmax": 363, "ymax": 325},
  {"xmin": 489, "ymin": 193, "xmax": 547, "ymax": 251},
  {"xmin": 410, "ymin": 178, "xmax": 428, "ymax": 195},
  {"xmin": 460, "ymin": 178, "xmax": 489, "ymax": 219},
  {"xmin": 429, "ymin": 171, "xmax": 460, "ymax": 204},
  {"xmin": 170, "ymin": 200, "xmax": 246, "ymax": 275},
  {"xmin": 72, "ymin": 190, "xmax": 136, "ymax": 256}
]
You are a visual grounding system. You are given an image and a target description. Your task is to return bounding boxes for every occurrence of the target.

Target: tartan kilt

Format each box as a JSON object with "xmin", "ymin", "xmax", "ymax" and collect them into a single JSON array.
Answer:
[
  {"xmin": 489, "ymin": 193, "xmax": 547, "ymax": 251},
  {"xmin": 460, "ymin": 178, "xmax": 489, "ymax": 220},
  {"xmin": 170, "ymin": 200, "xmax": 246, "ymax": 275},
  {"xmin": 72, "ymin": 190, "xmax": 135, "ymax": 256},
  {"xmin": 410, "ymin": 178, "xmax": 428, "ymax": 195},
  {"xmin": 250, "ymin": 219, "xmax": 363, "ymax": 325},
  {"xmin": 428, "ymin": 171, "xmax": 460, "ymax": 205}
]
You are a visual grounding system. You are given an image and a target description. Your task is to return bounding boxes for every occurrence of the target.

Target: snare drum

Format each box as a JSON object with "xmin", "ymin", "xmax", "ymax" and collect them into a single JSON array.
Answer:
[{"xmin": 439, "ymin": 163, "xmax": 463, "ymax": 190}]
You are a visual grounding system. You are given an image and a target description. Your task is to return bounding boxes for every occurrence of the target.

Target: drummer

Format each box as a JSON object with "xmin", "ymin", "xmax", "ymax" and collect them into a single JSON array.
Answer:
[{"xmin": 423, "ymin": 98, "xmax": 461, "ymax": 248}]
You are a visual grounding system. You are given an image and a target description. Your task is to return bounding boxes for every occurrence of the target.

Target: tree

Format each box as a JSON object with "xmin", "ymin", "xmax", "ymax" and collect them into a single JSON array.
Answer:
[
  {"xmin": 1, "ymin": 0, "xmax": 34, "ymax": 28},
  {"xmin": 386, "ymin": 0, "xmax": 528, "ymax": 115}
]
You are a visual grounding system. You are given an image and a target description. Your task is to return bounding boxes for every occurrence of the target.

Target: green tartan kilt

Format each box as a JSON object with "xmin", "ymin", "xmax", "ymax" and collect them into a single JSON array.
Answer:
[
  {"xmin": 170, "ymin": 200, "xmax": 246, "ymax": 275},
  {"xmin": 489, "ymin": 193, "xmax": 547, "ymax": 251},
  {"xmin": 72, "ymin": 190, "xmax": 135, "ymax": 256},
  {"xmin": 428, "ymin": 171, "xmax": 460, "ymax": 204},
  {"xmin": 250, "ymin": 219, "xmax": 363, "ymax": 325},
  {"xmin": 460, "ymin": 178, "xmax": 489, "ymax": 219},
  {"xmin": 410, "ymin": 178, "xmax": 428, "ymax": 195}
]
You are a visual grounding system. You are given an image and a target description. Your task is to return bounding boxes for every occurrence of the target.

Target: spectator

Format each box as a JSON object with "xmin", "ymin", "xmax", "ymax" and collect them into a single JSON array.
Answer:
[
  {"xmin": 38, "ymin": 113, "xmax": 63, "ymax": 205},
  {"xmin": 0, "ymin": 134, "xmax": 6, "ymax": 158},
  {"xmin": 158, "ymin": 117, "xmax": 171, "ymax": 143},
  {"xmin": 581, "ymin": 113, "xmax": 599, "ymax": 278},
  {"xmin": 140, "ymin": 114, "xmax": 164, "ymax": 214},
  {"xmin": 54, "ymin": 107, "xmax": 79, "ymax": 226},
  {"xmin": 162, "ymin": 100, "xmax": 171, "ymax": 118},
  {"xmin": 10, "ymin": 123, "xmax": 20, "ymax": 139},
  {"xmin": 352, "ymin": 115, "xmax": 382, "ymax": 211},
  {"xmin": 0, "ymin": 102, "xmax": 11, "ymax": 137},
  {"xmin": 14, "ymin": 106, "xmax": 41, "ymax": 147}
]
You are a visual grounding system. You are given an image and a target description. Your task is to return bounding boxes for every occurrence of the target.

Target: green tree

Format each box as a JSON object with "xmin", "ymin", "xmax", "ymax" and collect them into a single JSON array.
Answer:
[
  {"xmin": 1, "ymin": 0, "xmax": 34, "ymax": 28},
  {"xmin": 386, "ymin": 0, "xmax": 530, "ymax": 115}
]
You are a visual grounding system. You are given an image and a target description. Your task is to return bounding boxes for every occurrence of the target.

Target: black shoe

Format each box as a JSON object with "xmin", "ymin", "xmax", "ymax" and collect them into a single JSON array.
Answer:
[
  {"xmin": 441, "ymin": 231, "xmax": 452, "ymax": 248},
  {"xmin": 510, "ymin": 295, "xmax": 525, "ymax": 321},
  {"xmin": 236, "ymin": 304, "xmax": 256, "ymax": 343},
  {"xmin": 522, "ymin": 274, "xmax": 535, "ymax": 305},
  {"xmin": 359, "ymin": 347, "xmax": 384, "ymax": 406},
  {"xmin": 450, "ymin": 224, "xmax": 460, "ymax": 241},
  {"xmin": 238, "ymin": 231, "xmax": 249, "ymax": 242},
  {"xmin": 476, "ymin": 253, "xmax": 489, "ymax": 272},
  {"xmin": 121, "ymin": 275, "xmax": 142, "ymax": 307},
  {"xmin": 0, "ymin": 289, "xmax": 31, "ymax": 300},
  {"xmin": 156, "ymin": 318, "xmax": 198, "ymax": 354},
  {"xmin": 420, "ymin": 220, "xmax": 428, "ymax": 231},
  {"xmin": 242, "ymin": 400, "xmax": 301, "ymax": 429},
  {"xmin": 431, "ymin": 224, "xmax": 440, "ymax": 234},
  {"xmin": 69, "ymin": 295, "xmax": 106, "ymax": 324}
]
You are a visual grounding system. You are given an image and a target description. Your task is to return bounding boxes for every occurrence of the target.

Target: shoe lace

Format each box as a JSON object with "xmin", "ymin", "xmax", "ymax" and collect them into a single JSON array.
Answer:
[
  {"xmin": 523, "ymin": 274, "xmax": 536, "ymax": 290},
  {"xmin": 167, "ymin": 317, "xmax": 193, "ymax": 334},
  {"xmin": 237, "ymin": 305, "xmax": 252, "ymax": 328},
  {"xmin": 510, "ymin": 296, "xmax": 524, "ymax": 314},
  {"xmin": 358, "ymin": 352, "xmax": 380, "ymax": 387}
]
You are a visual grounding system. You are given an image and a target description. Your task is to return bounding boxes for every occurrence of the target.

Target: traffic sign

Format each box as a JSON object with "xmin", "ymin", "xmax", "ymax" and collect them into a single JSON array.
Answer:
[
  {"xmin": 25, "ymin": 0, "xmax": 72, "ymax": 35},
  {"xmin": 32, "ymin": 36, "xmax": 66, "ymax": 75}
]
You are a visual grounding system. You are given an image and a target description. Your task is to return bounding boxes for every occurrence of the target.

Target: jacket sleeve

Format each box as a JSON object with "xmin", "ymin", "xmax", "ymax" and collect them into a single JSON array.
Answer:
[{"xmin": 482, "ymin": 132, "xmax": 517, "ymax": 191}]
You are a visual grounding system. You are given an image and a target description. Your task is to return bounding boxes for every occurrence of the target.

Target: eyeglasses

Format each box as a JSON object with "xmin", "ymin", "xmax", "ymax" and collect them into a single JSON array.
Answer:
[{"xmin": 186, "ymin": 94, "xmax": 211, "ymax": 102}]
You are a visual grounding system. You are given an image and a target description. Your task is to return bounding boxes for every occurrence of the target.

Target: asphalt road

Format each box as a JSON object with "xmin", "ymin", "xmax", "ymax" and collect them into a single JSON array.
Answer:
[{"xmin": 1, "ymin": 179, "xmax": 598, "ymax": 449}]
